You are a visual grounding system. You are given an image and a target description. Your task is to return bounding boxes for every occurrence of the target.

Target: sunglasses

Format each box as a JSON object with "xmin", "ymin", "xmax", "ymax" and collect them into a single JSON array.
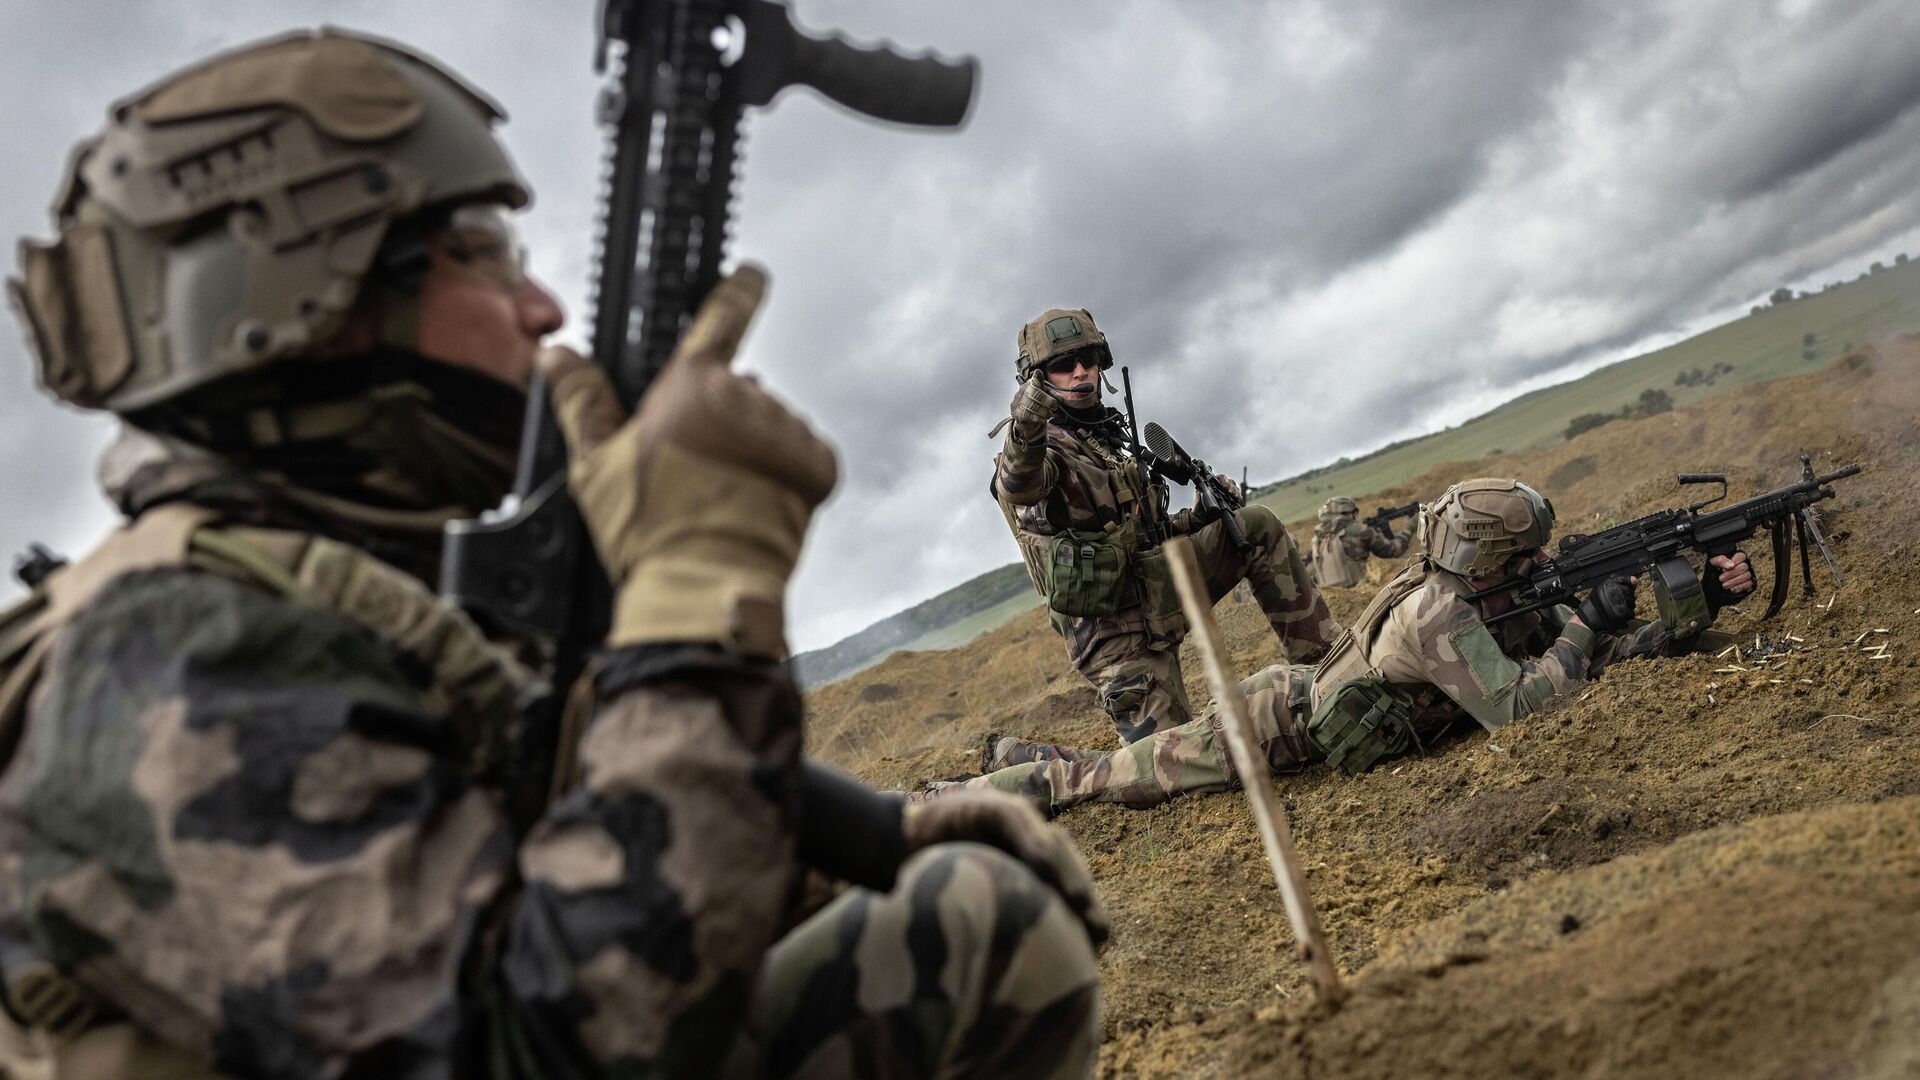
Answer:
[
  {"xmin": 1042, "ymin": 353, "xmax": 1100, "ymax": 376},
  {"xmin": 441, "ymin": 204, "xmax": 529, "ymax": 289}
]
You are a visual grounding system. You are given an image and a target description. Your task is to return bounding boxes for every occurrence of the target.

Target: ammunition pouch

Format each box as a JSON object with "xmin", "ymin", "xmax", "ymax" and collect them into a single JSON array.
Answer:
[
  {"xmin": 1650, "ymin": 555, "xmax": 1710, "ymax": 639},
  {"xmin": 1305, "ymin": 676, "xmax": 1420, "ymax": 776},
  {"xmin": 1041, "ymin": 528, "xmax": 1134, "ymax": 618},
  {"xmin": 1131, "ymin": 543, "xmax": 1188, "ymax": 641}
]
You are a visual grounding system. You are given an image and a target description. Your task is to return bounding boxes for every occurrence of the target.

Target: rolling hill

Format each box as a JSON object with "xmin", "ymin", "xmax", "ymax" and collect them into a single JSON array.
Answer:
[{"xmin": 793, "ymin": 256, "xmax": 1920, "ymax": 686}]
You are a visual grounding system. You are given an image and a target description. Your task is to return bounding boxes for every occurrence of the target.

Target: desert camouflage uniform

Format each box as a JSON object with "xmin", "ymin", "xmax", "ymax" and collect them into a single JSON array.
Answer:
[
  {"xmin": 0, "ymin": 456, "xmax": 1099, "ymax": 1079},
  {"xmin": 995, "ymin": 410, "xmax": 1339, "ymax": 749},
  {"xmin": 954, "ymin": 559, "xmax": 1692, "ymax": 817},
  {"xmin": 1307, "ymin": 514, "xmax": 1410, "ymax": 589}
]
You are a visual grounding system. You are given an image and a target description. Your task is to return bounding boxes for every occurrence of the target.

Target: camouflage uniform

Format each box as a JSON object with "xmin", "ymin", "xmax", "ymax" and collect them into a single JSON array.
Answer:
[
  {"xmin": 996, "ymin": 404, "xmax": 1338, "ymax": 751},
  {"xmin": 952, "ymin": 557, "xmax": 1700, "ymax": 817},
  {"xmin": 1307, "ymin": 511, "xmax": 1410, "ymax": 589},
  {"xmin": 0, "ymin": 30, "xmax": 1100, "ymax": 1080}
]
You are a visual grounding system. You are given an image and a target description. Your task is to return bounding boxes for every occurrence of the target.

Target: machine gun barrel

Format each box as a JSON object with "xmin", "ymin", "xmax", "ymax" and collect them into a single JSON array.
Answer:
[{"xmin": 1145, "ymin": 422, "xmax": 1252, "ymax": 555}]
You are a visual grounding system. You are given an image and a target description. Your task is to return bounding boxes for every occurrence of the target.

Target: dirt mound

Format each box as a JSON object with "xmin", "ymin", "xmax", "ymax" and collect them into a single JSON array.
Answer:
[{"xmin": 805, "ymin": 347, "xmax": 1920, "ymax": 1077}]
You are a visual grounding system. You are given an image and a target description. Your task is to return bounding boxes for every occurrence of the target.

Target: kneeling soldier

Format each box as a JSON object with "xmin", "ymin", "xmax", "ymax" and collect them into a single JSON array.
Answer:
[
  {"xmin": 991, "ymin": 308, "xmax": 1341, "ymax": 763},
  {"xmin": 1307, "ymin": 495, "xmax": 1411, "ymax": 588},
  {"xmin": 939, "ymin": 477, "xmax": 1754, "ymax": 816}
]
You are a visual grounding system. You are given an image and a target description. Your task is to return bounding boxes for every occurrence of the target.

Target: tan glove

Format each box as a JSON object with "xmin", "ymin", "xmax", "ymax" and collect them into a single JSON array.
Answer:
[
  {"xmin": 1008, "ymin": 375, "xmax": 1057, "ymax": 440},
  {"xmin": 903, "ymin": 791, "xmax": 1110, "ymax": 948},
  {"xmin": 539, "ymin": 266, "xmax": 837, "ymax": 657}
]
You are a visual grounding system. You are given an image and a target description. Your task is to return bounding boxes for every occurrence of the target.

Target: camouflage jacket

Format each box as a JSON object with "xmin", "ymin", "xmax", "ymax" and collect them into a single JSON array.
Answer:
[
  {"xmin": 0, "ymin": 482, "xmax": 808, "ymax": 1077},
  {"xmin": 1308, "ymin": 516, "xmax": 1408, "ymax": 587},
  {"xmin": 994, "ymin": 406, "xmax": 1200, "ymax": 590},
  {"xmin": 1312, "ymin": 560, "xmax": 1680, "ymax": 738}
]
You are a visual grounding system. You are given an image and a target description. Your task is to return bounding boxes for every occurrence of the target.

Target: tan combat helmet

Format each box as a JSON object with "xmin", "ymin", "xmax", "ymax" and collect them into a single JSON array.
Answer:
[
  {"xmin": 1418, "ymin": 477, "xmax": 1554, "ymax": 578},
  {"xmin": 1014, "ymin": 307, "xmax": 1111, "ymax": 382},
  {"xmin": 1319, "ymin": 496, "xmax": 1358, "ymax": 518},
  {"xmin": 9, "ymin": 29, "xmax": 529, "ymax": 414}
]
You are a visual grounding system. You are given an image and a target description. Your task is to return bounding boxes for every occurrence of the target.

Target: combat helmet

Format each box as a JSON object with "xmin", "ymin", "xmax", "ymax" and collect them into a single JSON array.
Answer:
[
  {"xmin": 1319, "ymin": 496, "xmax": 1358, "ymax": 518},
  {"xmin": 1418, "ymin": 478, "xmax": 1554, "ymax": 578},
  {"xmin": 9, "ymin": 28, "xmax": 529, "ymax": 414},
  {"xmin": 1014, "ymin": 308, "xmax": 1111, "ymax": 382}
]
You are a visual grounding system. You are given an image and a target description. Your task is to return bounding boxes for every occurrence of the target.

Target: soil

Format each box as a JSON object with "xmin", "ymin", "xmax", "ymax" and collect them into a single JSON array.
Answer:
[{"xmin": 804, "ymin": 344, "xmax": 1920, "ymax": 1078}]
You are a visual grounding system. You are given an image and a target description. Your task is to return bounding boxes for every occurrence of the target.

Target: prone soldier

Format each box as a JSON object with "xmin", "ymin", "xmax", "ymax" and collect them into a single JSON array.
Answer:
[
  {"xmin": 0, "ymin": 31, "xmax": 1104, "ymax": 1078},
  {"xmin": 938, "ymin": 477, "xmax": 1756, "ymax": 816},
  {"xmin": 1306, "ymin": 495, "xmax": 1413, "ymax": 588},
  {"xmin": 990, "ymin": 309, "xmax": 1341, "ymax": 764}
]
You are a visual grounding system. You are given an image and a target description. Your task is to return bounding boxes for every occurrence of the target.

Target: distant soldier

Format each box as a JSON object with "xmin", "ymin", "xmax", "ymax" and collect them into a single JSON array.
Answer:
[
  {"xmin": 939, "ymin": 477, "xmax": 1756, "ymax": 816},
  {"xmin": 990, "ymin": 308, "xmax": 1341, "ymax": 764},
  {"xmin": 1307, "ymin": 495, "xmax": 1411, "ymax": 588}
]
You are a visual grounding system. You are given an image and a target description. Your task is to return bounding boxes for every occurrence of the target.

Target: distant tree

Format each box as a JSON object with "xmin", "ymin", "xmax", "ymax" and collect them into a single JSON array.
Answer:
[
  {"xmin": 1899, "ymin": 253, "xmax": 1910, "ymax": 265},
  {"xmin": 1634, "ymin": 388, "xmax": 1674, "ymax": 416},
  {"xmin": 1871, "ymin": 261, "xmax": 1885, "ymax": 274},
  {"xmin": 1802, "ymin": 348, "xmax": 1817, "ymax": 362},
  {"xmin": 1802, "ymin": 332, "xmax": 1816, "ymax": 347},
  {"xmin": 1565, "ymin": 412, "xmax": 1618, "ymax": 440},
  {"xmin": 1770, "ymin": 286, "xmax": 1794, "ymax": 306},
  {"xmin": 1751, "ymin": 305, "xmax": 1765, "ymax": 315}
]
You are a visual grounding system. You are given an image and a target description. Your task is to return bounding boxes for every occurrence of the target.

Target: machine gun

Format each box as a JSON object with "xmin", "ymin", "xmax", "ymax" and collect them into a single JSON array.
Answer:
[
  {"xmin": 1364, "ymin": 500, "xmax": 1419, "ymax": 538},
  {"xmin": 1120, "ymin": 367, "xmax": 1172, "ymax": 548},
  {"xmin": 1468, "ymin": 457, "xmax": 1861, "ymax": 626},
  {"xmin": 1143, "ymin": 422, "xmax": 1252, "ymax": 555},
  {"xmin": 438, "ymin": 0, "xmax": 974, "ymax": 839}
]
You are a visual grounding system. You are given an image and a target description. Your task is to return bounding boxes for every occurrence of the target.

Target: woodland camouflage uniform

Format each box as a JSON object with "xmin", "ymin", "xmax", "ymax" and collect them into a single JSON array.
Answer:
[
  {"xmin": 994, "ymin": 310, "xmax": 1339, "ymax": 751},
  {"xmin": 952, "ymin": 479, "xmax": 1741, "ymax": 817},
  {"xmin": 1308, "ymin": 498, "xmax": 1411, "ymax": 589},
  {"xmin": 0, "ymin": 31, "xmax": 1101, "ymax": 1079}
]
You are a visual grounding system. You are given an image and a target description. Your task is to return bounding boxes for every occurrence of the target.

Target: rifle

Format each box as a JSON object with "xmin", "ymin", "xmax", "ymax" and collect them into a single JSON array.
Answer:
[
  {"xmin": 1468, "ymin": 456, "xmax": 1861, "ymax": 626},
  {"xmin": 1143, "ymin": 421, "xmax": 1252, "ymax": 555},
  {"xmin": 439, "ymin": 1, "xmax": 974, "ymax": 844},
  {"xmin": 1121, "ymin": 366, "xmax": 1171, "ymax": 548},
  {"xmin": 1364, "ymin": 500, "xmax": 1419, "ymax": 537}
]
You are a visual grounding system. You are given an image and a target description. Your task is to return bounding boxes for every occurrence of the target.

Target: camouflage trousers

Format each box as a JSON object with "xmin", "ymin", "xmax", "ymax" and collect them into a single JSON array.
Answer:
[
  {"xmin": 1013, "ymin": 509, "xmax": 1339, "ymax": 764},
  {"xmin": 723, "ymin": 842, "xmax": 1102, "ymax": 1078},
  {"xmin": 968, "ymin": 666, "xmax": 1319, "ymax": 818}
]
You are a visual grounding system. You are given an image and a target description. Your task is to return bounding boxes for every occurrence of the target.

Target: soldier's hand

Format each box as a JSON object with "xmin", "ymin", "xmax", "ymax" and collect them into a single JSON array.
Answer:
[
  {"xmin": 1574, "ymin": 574, "xmax": 1637, "ymax": 634},
  {"xmin": 1216, "ymin": 473, "xmax": 1243, "ymax": 506},
  {"xmin": 540, "ymin": 265, "xmax": 837, "ymax": 657},
  {"xmin": 903, "ymin": 792, "xmax": 1109, "ymax": 948},
  {"xmin": 1702, "ymin": 551, "xmax": 1755, "ymax": 612},
  {"xmin": 1009, "ymin": 375, "xmax": 1057, "ymax": 438}
]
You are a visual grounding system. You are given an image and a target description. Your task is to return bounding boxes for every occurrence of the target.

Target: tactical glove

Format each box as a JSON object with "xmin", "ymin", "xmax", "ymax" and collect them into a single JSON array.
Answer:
[
  {"xmin": 1009, "ymin": 376, "xmax": 1057, "ymax": 441},
  {"xmin": 1575, "ymin": 574, "xmax": 1637, "ymax": 634},
  {"xmin": 903, "ymin": 792, "xmax": 1110, "ymax": 948},
  {"xmin": 541, "ymin": 266, "xmax": 837, "ymax": 657}
]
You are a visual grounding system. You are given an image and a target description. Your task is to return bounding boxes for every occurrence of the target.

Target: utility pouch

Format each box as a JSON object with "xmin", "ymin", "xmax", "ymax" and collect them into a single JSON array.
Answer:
[
  {"xmin": 1043, "ymin": 529, "xmax": 1132, "ymax": 618},
  {"xmin": 1305, "ymin": 676, "xmax": 1419, "ymax": 776},
  {"xmin": 1131, "ymin": 543, "xmax": 1188, "ymax": 640},
  {"xmin": 1651, "ymin": 555, "xmax": 1709, "ymax": 639}
]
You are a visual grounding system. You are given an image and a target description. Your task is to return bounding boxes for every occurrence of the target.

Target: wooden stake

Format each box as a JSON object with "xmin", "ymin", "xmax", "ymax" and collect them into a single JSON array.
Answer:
[{"xmin": 1163, "ymin": 536, "xmax": 1346, "ymax": 1005}]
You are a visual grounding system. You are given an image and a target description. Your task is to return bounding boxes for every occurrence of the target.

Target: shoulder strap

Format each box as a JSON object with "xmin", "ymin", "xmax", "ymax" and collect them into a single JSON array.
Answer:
[{"xmin": 1310, "ymin": 560, "xmax": 1432, "ymax": 692}]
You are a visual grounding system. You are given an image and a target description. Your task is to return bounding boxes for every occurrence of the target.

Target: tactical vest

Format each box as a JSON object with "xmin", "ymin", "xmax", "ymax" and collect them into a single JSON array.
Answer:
[
  {"xmin": 0, "ymin": 502, "xmax": 540, "ymax": 1078},
  {"xmin": 997, "ymin": 424, "xmax": 1150, "ymax": 619},
  {"xmin": 1309, "ymin": 517, "xmax": 1367, "ymax": 588},
  {"xmin": 1301, "ymin": 561, "xmax": 1435, "ymax": 774}
]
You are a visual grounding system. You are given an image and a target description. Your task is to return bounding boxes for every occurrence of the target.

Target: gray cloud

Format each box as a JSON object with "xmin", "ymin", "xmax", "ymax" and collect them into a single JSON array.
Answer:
[{"xmin": 4, "ymin": 1, "xmax": 1920, "ymax": 651}]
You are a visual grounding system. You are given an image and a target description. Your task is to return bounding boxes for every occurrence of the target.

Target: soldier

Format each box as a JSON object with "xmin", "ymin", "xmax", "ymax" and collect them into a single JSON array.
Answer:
[
  {"xmin": 1307, "ymin": 495, "xmax": 1412, "ymax": 588},
  {"xmin": 0, "ymin": 31, "xmax": 1104, "ymax": 1078},
  {"xmin": 990, "ymin": 308, "xmax": 1341, "ymax": 765},
  {"xmin": 938, "ymin": 477, "xmax": 1755, "ymax": 817}
]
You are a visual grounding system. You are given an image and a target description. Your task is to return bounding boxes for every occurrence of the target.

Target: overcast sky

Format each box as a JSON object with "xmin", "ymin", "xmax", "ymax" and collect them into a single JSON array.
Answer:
[{"xmin": 5, "ymin": 0, "xmax": 1920, "ymax": 651}]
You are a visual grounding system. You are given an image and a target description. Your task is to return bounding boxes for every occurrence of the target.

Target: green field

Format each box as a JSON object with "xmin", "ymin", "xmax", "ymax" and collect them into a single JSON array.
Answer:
[
  {"xmin": 799, "ymin": 258, "xmax": 1920, "ymax": 686},
  {"xmin": 1252, "ymin": 259, "xmax": 1920, "ymax": 523}
]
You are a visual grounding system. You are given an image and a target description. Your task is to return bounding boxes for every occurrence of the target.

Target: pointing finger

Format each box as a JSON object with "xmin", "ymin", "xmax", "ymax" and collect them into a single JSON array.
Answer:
[{"xmin": 670, "ymin": 264, "xmax": 768, "ymax": 370}]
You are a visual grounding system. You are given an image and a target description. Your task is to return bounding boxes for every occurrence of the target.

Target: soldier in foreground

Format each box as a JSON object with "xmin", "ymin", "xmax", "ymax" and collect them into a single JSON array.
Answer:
[
  {"xmin": 935, "ymin": 477, "xmax": 1754, "ymax": 817},
  {"xmin": 0, "ymin": 32, "xmax": 1103, "ymax": 1078},
  {"xmin": 1307, "ymin": 495, "xmax": 1413, "ymax": 588},
  {"xmin": 991, "ymin": 309, "xmax": 1341, "ymax": 765}
]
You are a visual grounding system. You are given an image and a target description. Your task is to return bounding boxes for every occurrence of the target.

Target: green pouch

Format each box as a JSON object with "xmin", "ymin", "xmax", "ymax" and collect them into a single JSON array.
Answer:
[
  {"xmin": 1304, "ymin": 675, "xmax": 1420, "ymax": 776},
  {"xmin": 1043, "ymin": 529, "xmax": 1132, "ymax": 618},
  {"xmin": 1650, "ymin": 555, "xmax": 1710, "ymax": 639},
  {"xmin": 1131, "ymin": 543, "xmax": 1188, "ymax": 641}
]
